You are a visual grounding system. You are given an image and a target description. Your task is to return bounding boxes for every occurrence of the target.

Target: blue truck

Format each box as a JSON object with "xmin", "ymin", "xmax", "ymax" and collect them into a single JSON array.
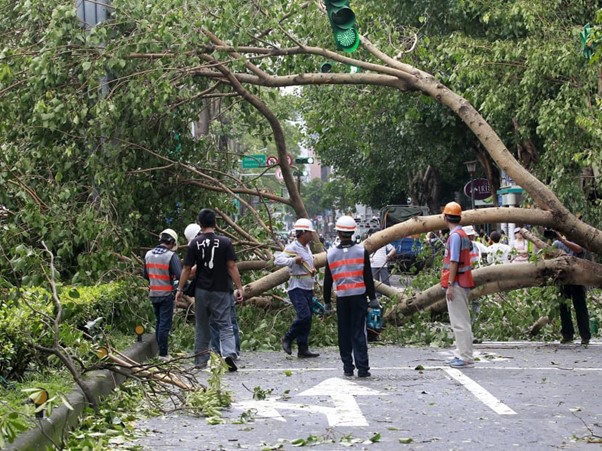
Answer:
[{"xmin": 380, "ymin": 205, "xmax": 431, "ymax": 273}]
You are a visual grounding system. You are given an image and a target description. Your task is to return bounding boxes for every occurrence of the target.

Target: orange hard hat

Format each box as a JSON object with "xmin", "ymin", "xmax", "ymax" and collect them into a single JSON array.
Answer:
[{"xmin": 443, "ymin": 202, "xmax": 462, "ymax": 216}]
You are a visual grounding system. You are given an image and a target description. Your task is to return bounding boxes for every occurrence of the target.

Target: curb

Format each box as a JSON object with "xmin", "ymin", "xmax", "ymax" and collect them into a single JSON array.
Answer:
[{"xmin": 7, "ymin": 334, "xmax": 157, "ymax": 451}]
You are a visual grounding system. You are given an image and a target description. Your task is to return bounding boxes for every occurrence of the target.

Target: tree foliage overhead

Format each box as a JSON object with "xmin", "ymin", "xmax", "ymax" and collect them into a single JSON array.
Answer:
[{"xmin": 0, "ymin": 0, "xmax": 601, "ymax": 289}]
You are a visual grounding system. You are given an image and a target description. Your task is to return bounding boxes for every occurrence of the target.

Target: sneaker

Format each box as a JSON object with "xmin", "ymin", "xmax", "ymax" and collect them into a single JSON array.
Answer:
[
  {"xmin": 358, "ymin": 371, "xmax": 371, "ymax": 378},
  {"xmin": 344, "ymin": 371, "xmax": 354, "ymax": 377},
  {"xmin": 224, "ymin": 356, "xmax": 238, "ymax": 372},
  {"xmin": 446, "ymin": 356, "xmax": 461, "ymax": 365},
  {"xmin": 449, "ymin": 358, "xmax": 474, "ymax": 368},
  {"xmin": 157, "ymin": 355, "xmax": 172, "ymax": 362},
  {"xmin": 581, "ymin": 339, "xmax": 590, "ymax": 346},
  {"xmin": 560, "ymin": 336, "xmax": 574, "ymax": 344}
]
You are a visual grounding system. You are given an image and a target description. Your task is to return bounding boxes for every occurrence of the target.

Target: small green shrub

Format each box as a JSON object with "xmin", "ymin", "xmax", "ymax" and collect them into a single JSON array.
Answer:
[{"xmin": 0, "ymin": 280, "xmax": 153, "ymax": 380}]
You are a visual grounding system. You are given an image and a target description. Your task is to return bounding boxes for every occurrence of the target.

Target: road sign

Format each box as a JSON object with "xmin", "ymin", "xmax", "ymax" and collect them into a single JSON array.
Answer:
[
  {"xmin": 286, "ymin": 153, "xmax": 293, "ymax": 166},
  {"xmin": 266, "ymin": 155, "xmax": 278, "ymax": 166},
  {"xmin": 241, "ymin": 154, "xmax": 266, "ymax": 169},
  {"xmin": 275, "ymin": 168, "xmax": 284, "ymax": 180},
  {"xmin": 464, "ymin": 178, "xmax": 491, "ymax": 200}
]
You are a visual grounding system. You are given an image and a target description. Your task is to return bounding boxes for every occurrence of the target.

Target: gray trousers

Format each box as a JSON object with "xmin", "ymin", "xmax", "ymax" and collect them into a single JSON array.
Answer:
[{"xmin": 194, "ymin": 288, "xmax": 237, "ymax": 366}]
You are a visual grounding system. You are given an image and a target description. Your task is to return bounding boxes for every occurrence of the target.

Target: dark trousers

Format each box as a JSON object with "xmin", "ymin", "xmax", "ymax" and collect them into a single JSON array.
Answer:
[
  {"xmin": 559, "ymin": 285, "xmax": 590, "ymax": 341},
  {"xmin": 151, "ymin": 295, "xmax": 174, "ymax": 357},
  {"xmin": 336, "ymin": 295, "xmax": 369, "ymax": 374},
  {"xmin": 285, "ymin": 288, "xmax": 313, "ymax": 347}
]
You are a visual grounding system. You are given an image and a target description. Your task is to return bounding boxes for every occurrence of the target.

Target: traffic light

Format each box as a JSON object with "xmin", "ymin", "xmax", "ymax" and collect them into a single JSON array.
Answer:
[
  {"xmin": 320, "ymin": 61, "xmax": 334, "ymax": 73},
  {"xmin": 324, "ymin": 0, "xmax": 360, "ymax": 53},
  {"xmin": 295, "ymin": 157, "xmax": 314, "ymax": 164}
]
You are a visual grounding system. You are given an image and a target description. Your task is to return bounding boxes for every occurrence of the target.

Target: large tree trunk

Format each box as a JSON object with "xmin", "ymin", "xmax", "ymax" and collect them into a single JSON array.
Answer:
[{"xmin": 384, "ymin": 256, "xmax": 602, "ymax": 323}]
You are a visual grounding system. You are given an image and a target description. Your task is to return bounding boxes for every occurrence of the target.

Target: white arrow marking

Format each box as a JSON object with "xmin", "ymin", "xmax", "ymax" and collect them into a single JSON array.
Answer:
[{"xmin": 232, "ymin": 377, "xmax": 381, "ymax": 427}]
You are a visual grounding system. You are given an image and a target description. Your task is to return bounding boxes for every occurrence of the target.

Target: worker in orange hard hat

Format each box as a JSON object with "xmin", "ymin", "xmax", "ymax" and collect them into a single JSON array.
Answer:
[{"xmin": 440, "ymin": 202, "xmax": 476, "ymax": 368}]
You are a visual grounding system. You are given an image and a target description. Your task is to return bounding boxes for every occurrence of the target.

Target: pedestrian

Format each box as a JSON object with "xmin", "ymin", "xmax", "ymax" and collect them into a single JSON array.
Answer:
[
  {"xmin": 275, "ymin": 218, "xmax": 320, "ymax": 358},
  {"xmin": 184, "ymin": 223, "xmax": 241, "ymax": 357},
  {"xmin": 463, "ymin": 226, "xmax": 487, "ymax": 267},
  {"xmin": 323, "ymin": 216, "xmax": 378, "ymax": 378},
  {"xmin": 476, "ymin": 228, "xmax": 489, "ymax": 245},
  {"xmin": 143, "ymin": 229, "xmax": 182, "ymax": 362},
  {"xmin": 367, "ymin": 229, "xmax": 396, "ymax": 299},
  {"xmin": 486, "ymin": 231, "xmax": 512, "ymax": 265},
  {"xmin": 511, "ymin": 228, "xmax": 529, "ymax": 263},
  {"xmin": 500, "ymin": 229, "xmax": 509, "ymax": 245},
  {"xmin": 548, "ymin": 230, "xmax": 591, "ymax": 345},
  {"xmin": 176, "ymin": 209, "xmax": 244, "ymax": 371},
  {"xmin": 440, "ymin": 202, "xmax": 475, "ymax": 368}
]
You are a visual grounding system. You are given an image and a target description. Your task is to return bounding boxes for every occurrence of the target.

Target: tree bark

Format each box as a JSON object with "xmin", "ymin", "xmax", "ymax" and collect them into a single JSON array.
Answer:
[{"xmin": 384, "ymin": 256, "xmax": 602, "ymax": 323}]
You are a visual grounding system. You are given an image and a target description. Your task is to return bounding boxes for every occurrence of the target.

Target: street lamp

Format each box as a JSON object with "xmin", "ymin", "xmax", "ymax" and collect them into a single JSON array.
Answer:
[{"xmin": 464, "ymin": 160, "xmax": 477, "ymax": 210}]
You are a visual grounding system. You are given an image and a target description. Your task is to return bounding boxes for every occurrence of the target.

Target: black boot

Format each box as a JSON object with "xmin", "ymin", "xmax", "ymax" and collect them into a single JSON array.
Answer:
[
  {"xmin": 281, "ymin": 337, "xmax": 292, "ymax": 355},
  {"xmin": 297, "ymin": 345, "xmax": 319, "ymax": 358}
]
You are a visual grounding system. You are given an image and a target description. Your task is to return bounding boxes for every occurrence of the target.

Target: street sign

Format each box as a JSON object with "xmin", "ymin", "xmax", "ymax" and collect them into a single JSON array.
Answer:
[
  {"xmin": 275, "ymin": 168, "xmax": 284, "ymax": 180},
  {"xmin": 266, "ymin": 155, "xmax": 278, "ymax": 166},
  {"xmin": 464, "ymin": 178, "xmax": 491, "ymax": 200},
  {"xmin": 241, "ymin": 154, "xmax": 266, "ymax": 169}
]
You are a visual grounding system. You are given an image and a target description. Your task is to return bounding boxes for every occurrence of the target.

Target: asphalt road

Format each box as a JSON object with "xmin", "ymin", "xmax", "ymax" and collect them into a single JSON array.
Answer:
[{"xmin": 130, "ymin": 341, "xmax": 602, "ymax": 450}]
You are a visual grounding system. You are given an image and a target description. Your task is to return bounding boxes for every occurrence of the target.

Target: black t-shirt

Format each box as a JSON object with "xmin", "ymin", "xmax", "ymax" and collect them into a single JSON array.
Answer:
[{"xmin": 184, "ymin": 232, "xmax": 237, "ymax": 292}]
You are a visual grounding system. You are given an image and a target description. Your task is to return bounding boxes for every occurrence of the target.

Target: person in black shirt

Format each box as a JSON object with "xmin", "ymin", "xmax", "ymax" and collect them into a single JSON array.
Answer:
[{"xmin": 176, "ymin": 209, "xmax": 244, "ymax": 371}]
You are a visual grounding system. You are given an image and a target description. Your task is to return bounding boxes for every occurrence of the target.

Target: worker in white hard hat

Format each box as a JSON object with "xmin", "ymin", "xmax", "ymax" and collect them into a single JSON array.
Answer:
[
  {"xmin": 274, "ymin": 218, "xmax": 320, "ymax": 358},
  {"xmin": 143, "ymin": 228, "xmax": 182, "ymax": 361},
  {"xmin": 323, "ymin": 216, "xmax": 377, "ymax": 378}
]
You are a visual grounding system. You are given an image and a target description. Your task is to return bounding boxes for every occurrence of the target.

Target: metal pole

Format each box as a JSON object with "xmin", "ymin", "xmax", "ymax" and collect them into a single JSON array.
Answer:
[{"xmin": 470, "ymin": 171, "xmax": 475, "ymax": 210}]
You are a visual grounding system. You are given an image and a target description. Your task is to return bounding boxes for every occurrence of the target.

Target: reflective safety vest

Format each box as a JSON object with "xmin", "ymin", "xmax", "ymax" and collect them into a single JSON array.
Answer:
[
  {"xmin": 145, "ymin": 247, "xmax": 176, "ymax": 297},
  {"xmin": 327, "ymin": 244, "xmax": 367, "ymax": 297},
  {"xmin": 468, "ymin": 243, "xmax": 480, "ymax": 268},
  {"xmin": 440, "ymin": 228, "xmax": 475, "ymax": 289}
]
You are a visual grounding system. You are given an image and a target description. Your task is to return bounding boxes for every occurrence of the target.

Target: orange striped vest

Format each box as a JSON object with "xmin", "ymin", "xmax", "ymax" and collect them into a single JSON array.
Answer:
[
  {"xmin": 327, "ymin": 244, "xmax": 367, "ymax": 297},
  {"xmin": 145, "ymin": 248, "xmax": 176, "ymax": 297},
  {"xmin": 440, "ymin": 228, "xmax": 475, "ymax": 289}
]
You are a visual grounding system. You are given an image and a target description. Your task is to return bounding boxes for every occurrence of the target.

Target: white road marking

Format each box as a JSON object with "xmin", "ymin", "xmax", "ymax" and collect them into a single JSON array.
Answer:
[
  {"xmin": 444, "ymin": 368, "xmax": 517, "ymax": 415},
  {"xmin": 232, "ymin": 377, "xmax": 381, "ymax": 427}
]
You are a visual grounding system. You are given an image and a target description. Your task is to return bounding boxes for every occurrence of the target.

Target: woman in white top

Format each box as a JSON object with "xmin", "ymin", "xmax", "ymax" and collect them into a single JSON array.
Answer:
[{"xmin": 511, "ymin": 228, "xmax": 529, "ymax": 263}]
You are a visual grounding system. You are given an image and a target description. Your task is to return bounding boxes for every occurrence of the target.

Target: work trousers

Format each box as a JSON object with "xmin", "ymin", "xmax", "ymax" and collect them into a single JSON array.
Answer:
[
  {"xmin": 336, "ymin": 295, "xmax": 369, "ymax": 374},
  {"xmin": 194, "ymin": 288, "xmax": 236, "ymax": 367},
  {"xmin": 210, "ymin": 293, "xmax": 240, "ymax": 356},
  {"xmin": 446, "ymin": 286, "xmax": 474, "ymax": 362},
  {"xmin": 285, "ymin": 288, "xmax": 313, "ymax": 347},
  {"xmin": 151, "ymin": 295, "xmax": 174, "ymax": 357},
  {"xmin": 559, "ymin": 284, "xmax": 590, "ymax": 341}
]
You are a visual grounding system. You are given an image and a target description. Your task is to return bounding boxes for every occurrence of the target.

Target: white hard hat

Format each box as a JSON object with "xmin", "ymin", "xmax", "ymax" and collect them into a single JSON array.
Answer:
[
  {"xmin": 159, "ymin": 229, "xmax": 178, "ymax": 249},
  {"xmin": 335, "ymin": 216, "xmax": 357, "ymax": 232},
  {"xmin": 293, "ymin": 218, "xmax": 315, "ymax": 232},
  {"xmin": 184, "ymin": 223, "xmax": 201, "ymax": 244},
  {"xmin": 462, "ymin": 225, "xmax": 476, "ymax": 236}
]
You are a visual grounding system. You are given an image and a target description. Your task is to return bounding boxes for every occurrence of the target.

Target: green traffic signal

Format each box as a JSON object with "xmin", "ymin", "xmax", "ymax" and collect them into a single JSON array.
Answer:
[
  {"xmin": 324, "ymin": 0, "xmax": 360, "ymax": 53},
  {"xmin": 295, "ymin": 157, "xmax": 314, "ymax": 164}
]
